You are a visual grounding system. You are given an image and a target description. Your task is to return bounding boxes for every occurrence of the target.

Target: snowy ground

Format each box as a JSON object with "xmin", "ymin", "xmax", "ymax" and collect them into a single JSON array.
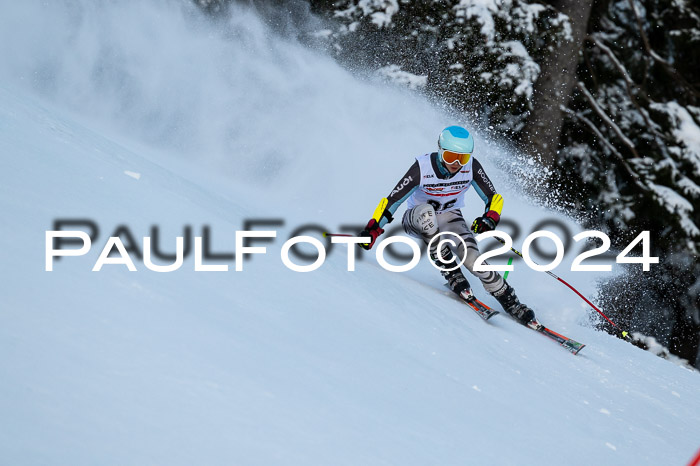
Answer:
[{"xmin": 1, "ymin": 2, "xmax": 699, "ymax": 465}]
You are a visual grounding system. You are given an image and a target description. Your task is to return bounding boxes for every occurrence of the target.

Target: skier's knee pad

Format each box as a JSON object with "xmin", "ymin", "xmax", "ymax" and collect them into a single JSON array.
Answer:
[{"xmin": 404, "ymin": 203, "xmax": 438, "ymax": 238}]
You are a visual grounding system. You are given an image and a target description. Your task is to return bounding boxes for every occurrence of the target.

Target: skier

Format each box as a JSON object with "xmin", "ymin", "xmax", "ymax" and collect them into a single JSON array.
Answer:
[{"xmin": 358, "ymin": 125, "xmax": 535, "ymax": 324}]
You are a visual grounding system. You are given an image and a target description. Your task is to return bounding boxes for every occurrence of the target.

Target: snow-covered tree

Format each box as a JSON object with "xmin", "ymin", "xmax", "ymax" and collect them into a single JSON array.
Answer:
[
  {"xmin": 520, "ymin": 0, "xmax": 594, "ymax": 167},
  {"xmin": 559, "ymin": 0, "xmax": 700, "ymax": 364},
  {"xmin": 309, "ymin": 0, "xmax": 571, "ymax": 133},
  {"xmin": 200, "ymin": 0, "xmax": 699, "ymax": 366}
]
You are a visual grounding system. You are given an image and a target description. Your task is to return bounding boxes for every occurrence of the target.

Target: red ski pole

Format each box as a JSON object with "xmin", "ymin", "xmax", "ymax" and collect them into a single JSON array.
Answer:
[{"xmin": 493, "ymin": 236, "xmax": 631, "ymax": 340}]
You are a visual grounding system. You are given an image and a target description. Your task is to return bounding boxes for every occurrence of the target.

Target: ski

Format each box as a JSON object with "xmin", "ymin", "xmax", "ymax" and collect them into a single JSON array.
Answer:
[
  {"xmin": 456, "ymin": 290, "xmax": 499, "ymax": 321},
  {"xmin": 526, "ymin": 319, "xmax": 586, "ymax": 355},
  {"xmin": 444, "ymin": 286, "xmax": 584, "ymax": 353}
]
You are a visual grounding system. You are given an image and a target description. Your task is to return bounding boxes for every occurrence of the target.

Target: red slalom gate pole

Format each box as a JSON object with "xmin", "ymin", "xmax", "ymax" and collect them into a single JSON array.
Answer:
[{"xmin": 688, "ymin": 447, "xmax": 700, "ymax": 466}]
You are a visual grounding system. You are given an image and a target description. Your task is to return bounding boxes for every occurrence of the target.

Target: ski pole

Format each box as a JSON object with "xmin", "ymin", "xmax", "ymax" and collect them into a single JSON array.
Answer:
[
  {"xmin": 492, "ymin": 236, "xmax": 631, "ymax": 340},
  {"xmin": 322, "ymin": 233, "xmax": 355, "ymax": 238}
]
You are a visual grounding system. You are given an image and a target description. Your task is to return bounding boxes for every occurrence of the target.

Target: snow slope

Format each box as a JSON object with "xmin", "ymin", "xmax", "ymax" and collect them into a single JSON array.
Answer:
[{"xmin": 1, "ymin": 2, "xmax": 699, "ymax": 465}]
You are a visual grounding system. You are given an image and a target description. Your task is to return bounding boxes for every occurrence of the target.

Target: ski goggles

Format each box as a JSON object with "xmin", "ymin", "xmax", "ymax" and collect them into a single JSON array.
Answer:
[{"xmin": 439, "ymin": 148, "xmax": 471, "ymax": 166}]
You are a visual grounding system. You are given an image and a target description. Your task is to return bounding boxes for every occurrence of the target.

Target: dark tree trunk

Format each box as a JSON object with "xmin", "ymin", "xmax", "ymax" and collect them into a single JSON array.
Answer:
[
  {"xmin": 520, "ymin": 0, "xmax": 595, "ymax": 166},
  {"xmin": 668, "ymin": 316, "xmax": 700, "ymax": 366}
]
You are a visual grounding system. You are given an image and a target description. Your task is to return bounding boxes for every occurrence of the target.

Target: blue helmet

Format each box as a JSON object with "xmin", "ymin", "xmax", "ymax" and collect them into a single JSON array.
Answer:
[{"xmin": 438, "ymin": 126, "xmax": 474, "ymax": 154}]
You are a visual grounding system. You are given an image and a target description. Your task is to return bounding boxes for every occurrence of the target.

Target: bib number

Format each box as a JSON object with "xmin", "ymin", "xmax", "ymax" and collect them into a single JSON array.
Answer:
[{"xmin": 428, "ymin": 199, "xmax": 457, "ymax": 212}]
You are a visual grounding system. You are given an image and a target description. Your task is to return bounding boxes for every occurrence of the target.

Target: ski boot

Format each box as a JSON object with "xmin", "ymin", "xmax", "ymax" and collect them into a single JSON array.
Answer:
[
  {"xmin": 441, "ymin": 267, "xmax": 472, "ymax": 296},
  {"xmin": 431, "ymin": 246, "xmax": 472, "ymax": 297},
  {"xmin": 492, "ymin": 282, "xmax": 535, "ymax": 325}
]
